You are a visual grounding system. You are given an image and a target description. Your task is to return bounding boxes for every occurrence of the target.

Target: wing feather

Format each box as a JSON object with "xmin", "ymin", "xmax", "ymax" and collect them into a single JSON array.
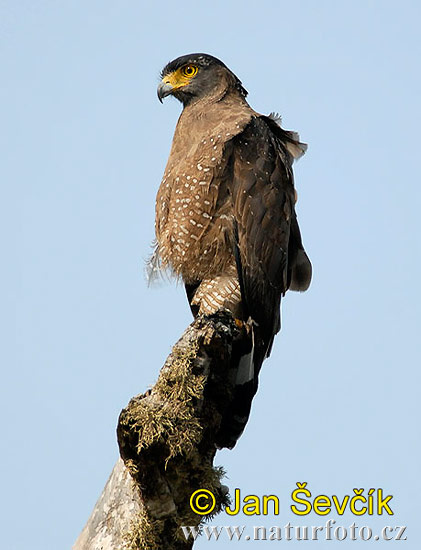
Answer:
[{"xmin": 230, "ymin": 116, "xmax": 311, "ymax": 352}]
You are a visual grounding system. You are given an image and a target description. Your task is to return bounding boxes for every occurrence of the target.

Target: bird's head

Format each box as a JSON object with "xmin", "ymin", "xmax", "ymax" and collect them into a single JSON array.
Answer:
[{"xmin": 157, "ymin": 53, "xmax": 247, "ymax": 106}]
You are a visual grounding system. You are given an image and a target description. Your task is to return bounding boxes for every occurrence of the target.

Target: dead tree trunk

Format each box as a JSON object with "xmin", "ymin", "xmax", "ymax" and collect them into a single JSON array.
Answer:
[{"xmin": 74, "ymin": 312, "xmax": 240, "ymax": 550}]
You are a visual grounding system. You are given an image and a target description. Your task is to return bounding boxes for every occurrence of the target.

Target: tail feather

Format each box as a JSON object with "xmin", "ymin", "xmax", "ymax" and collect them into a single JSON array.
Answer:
[{"xmin": 215, "ymin": 325, "xmax": 267, "ymax": 449}]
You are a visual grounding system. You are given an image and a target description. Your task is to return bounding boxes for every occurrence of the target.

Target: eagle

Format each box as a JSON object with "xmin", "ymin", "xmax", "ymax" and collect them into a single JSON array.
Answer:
[{"xmin": 151, "ymin": 53, "xmax": 311, "ymax": 448}]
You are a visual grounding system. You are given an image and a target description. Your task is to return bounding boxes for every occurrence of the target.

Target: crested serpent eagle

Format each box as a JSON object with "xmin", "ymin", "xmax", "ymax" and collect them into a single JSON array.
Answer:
[{"xmin": 150, "ymin": 53, "xmax": 311, "ymax": 448}]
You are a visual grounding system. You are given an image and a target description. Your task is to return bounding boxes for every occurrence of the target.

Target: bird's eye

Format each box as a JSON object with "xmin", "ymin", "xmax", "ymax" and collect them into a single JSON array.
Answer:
[{"xmin": 181, "ymin": 65, "xmax": 198, "ymax": 78}]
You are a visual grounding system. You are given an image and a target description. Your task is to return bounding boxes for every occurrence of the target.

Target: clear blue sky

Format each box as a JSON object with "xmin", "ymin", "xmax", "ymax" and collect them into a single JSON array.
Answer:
[{"xmin": 2, "ymin": 1, "xmax": 420, "ymax": 548}]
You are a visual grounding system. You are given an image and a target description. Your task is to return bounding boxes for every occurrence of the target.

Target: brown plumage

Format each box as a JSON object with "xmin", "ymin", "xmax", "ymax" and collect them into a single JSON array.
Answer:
[{"xmin": 152, "ymin": 53, "xmax": 311, "ymax": 447}]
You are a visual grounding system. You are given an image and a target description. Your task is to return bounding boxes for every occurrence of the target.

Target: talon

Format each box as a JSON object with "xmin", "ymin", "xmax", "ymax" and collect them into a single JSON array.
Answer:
[{"xmin": 234, "ymin": 318, "xmax": 244, "ymax": 328}]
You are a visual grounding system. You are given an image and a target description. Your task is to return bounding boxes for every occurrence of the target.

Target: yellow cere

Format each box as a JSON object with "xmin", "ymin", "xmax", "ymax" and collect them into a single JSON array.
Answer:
[{"xmin": 162, "ymin": 65, "xmax": 198, "ymax": 90}]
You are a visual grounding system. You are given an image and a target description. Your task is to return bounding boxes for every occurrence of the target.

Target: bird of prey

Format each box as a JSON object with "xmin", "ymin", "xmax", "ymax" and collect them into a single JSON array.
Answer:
[{"xmin": 151, "ymin": 53, "xmax": 311, "ymax": 447}]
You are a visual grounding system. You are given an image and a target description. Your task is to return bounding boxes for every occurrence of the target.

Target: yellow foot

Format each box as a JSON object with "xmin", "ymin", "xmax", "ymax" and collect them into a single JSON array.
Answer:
[{"xmin": 234, "ymin": 318, "xmax": 245, "ymax": 329}]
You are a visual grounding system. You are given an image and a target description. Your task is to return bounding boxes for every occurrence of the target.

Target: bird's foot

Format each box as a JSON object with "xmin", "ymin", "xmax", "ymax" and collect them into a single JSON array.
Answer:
[{"xmin": 234, "ymin": 318, "xmax": 245, "ymax": 329}]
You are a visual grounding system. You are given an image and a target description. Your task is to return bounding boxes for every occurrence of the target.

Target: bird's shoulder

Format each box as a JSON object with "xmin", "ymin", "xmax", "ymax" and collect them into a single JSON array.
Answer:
[{"xmin": 234, "ymin": 113, "xmax": 306, "ymax": 165}]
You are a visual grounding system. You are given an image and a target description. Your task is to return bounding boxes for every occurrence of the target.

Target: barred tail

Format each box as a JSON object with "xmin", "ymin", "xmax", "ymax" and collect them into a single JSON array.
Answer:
[{"xmin": 215, "ymin": 325, "xmax": 267, "ymax": 449}]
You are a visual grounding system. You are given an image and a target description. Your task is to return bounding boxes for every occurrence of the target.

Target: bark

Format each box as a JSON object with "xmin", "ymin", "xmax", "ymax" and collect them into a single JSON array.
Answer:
[
  {"xmin": 74, "ymin": 312, "xmax": 239, "ymax": 550},
  {"xmin": 73, "ymin": 458, "xmax": 142, "ymax": 550}
]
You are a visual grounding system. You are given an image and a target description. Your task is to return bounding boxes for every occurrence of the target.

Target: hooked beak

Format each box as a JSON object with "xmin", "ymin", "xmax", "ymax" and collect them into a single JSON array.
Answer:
[{"xmin": 157, "ymin": 81, "xmax": 174, "ymax": 103}]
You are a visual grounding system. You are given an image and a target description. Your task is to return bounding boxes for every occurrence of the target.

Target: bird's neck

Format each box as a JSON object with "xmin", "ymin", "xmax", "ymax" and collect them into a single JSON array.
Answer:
[{"xmin": 181, "ymin": 88, "xmax": 250, "ymax": 124}]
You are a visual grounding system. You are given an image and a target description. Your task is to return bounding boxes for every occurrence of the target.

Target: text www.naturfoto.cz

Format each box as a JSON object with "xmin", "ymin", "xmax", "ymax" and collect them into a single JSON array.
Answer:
[{"xmin": 181, "ymin": 521, "xmax": 407, "ymax": 542}]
